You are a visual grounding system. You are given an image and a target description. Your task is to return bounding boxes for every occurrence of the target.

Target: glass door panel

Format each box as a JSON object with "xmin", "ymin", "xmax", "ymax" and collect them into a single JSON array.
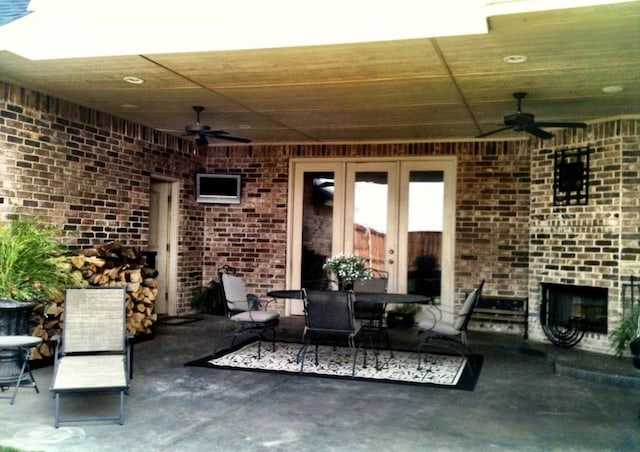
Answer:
[
  {"xmin": 300, "ymin": 172, "xmax": 335, "ymax": 287},
  {"xmin": 287, "ymin": 161, "xmax": 344, "ymax": 315},
  {"xmin": 345, "ymin": 162, "xmax": 398, "ymax": 290},
  {"xmin": 352, "ymin": 172, "xmax": 388, "ymax": 270},
  {"xmin": 405, "ymin": 171, "xmax": 444, "ymax": 302},
  {"xmin": 399, "ymin": 159, "xmax": 456, "ymax": 309}
]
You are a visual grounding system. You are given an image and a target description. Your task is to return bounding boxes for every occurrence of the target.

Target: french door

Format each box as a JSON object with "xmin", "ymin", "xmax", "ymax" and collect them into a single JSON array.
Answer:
[{"xmin": 286, "ymin": 157, "xmax": 456, "ymax": 315}]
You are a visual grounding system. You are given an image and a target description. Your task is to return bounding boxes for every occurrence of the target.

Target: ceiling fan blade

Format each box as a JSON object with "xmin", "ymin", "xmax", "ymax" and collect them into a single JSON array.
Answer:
[
  {"xmin": 210, "ymin": 131, "xmax": 251, "ymax": 143},
  {"xmin": 534, "ymin": 121, "xmax": 587, "ymax": 129},
  {"xmin": 476, "ymin": 126, "xmax": 512, "ymax": 138},
  {"xmin": 524, "ymin": 123, "xmax": 553, "ymax": 139}
]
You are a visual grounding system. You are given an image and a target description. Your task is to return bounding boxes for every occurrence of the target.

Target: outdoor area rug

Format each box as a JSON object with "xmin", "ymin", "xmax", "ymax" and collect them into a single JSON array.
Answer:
[{"xmin": 186, "ymin": 341, "xmax": 483, "ymax": 390}]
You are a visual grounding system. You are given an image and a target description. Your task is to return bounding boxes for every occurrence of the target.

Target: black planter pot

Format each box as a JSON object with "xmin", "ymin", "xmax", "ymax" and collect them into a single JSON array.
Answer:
[
  {"xmin": 0, "ymin": 299, "xmax": 37, "ymax": 336},
  {"xmin": 386, "ymin": 311, "xmax": 415, "ymax": 329}
]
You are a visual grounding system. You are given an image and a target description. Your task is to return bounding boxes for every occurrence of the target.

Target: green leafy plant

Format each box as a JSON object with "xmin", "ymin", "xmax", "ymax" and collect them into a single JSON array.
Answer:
[
  {"xmin": 393, "ymin": 303, "xmax": 417, "ymax": 315},
  {"xmin": 190, "ymin": 280, "xmax": 223, "ymax": 314},
  {"xmin": 611, "ymin": 304, "xmax": 640, "ymax": 357},
  {"xmin": 0, "ymin": 216, "xmax": 70, "ymax": 302},
  {"xmin": 322, "ymin": 253, "xmax": 367, "ymax": 282}
]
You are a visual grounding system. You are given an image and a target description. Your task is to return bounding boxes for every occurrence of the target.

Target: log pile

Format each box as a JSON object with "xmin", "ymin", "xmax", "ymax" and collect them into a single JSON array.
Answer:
[{"xmin": 30, "ymin": 242, "xmax": 158, "ymax": 360}]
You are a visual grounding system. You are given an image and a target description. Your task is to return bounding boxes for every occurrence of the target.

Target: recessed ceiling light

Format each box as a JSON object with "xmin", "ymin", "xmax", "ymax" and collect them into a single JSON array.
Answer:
[
  {"xmin": 602, "ymin": 85, "xmax": 623, "ymax": 93},
  {"xmin": 502, "ymin": 55, "xmax": 528, "ymax": 64},
  {"xmin": 239, "ymin": 124, "xmax": 252, "ymax": 129},
  {"xmin": 121, "ymin": 104, "xmax": 139, "ymax": 109},
  {"xmin": 123, "ymin": 76, "xmax": 144, "ymax": 84}
]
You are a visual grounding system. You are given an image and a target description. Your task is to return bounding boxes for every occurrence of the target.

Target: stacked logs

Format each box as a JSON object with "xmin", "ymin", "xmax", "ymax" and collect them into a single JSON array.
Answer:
[{"xmin": 30, "ymin": 242, "xmax": 158, "ymax": 360}]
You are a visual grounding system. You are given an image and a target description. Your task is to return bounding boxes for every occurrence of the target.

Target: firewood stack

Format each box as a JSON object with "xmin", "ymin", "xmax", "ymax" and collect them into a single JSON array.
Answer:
[{"xmin": 30, "ymin": 242, "xmax": 158, "ymax": 360}]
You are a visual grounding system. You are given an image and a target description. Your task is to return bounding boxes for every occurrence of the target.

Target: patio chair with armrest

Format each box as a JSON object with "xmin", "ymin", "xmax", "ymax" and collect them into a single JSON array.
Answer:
[
  {"xmin": 50, "ymin": 286, "xmax": 131, "ymax": 427},
  {"xmin": 297, "ymin": 289, "xmax": 376, "ymax": 376},
  {"xmin": 417, "ymin": 280, "xmax": 484, "ymax": 370},
  {"xmin": 215, "ymin": 266, "xmax": 280, "ymax": 359}
]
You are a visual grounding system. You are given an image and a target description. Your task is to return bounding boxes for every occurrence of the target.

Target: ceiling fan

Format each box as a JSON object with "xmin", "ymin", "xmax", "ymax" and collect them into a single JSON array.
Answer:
[
  {"xmin": 184, "ymin": 106, "xmax": 251, "ymax": 144},
  {"xmin": 477, "ymin": 92, "xmax": 587, "ymax": 139}
]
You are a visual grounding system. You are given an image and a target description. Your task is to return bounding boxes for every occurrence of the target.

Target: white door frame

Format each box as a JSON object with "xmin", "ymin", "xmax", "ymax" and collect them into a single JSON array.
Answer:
[
  {"xmin": 287, "ymin": 156, "xmax": 457, "ymax": 314},
  {"xmin": 150, "ymin": 175, "xmax": 180, "ymax": 316}
]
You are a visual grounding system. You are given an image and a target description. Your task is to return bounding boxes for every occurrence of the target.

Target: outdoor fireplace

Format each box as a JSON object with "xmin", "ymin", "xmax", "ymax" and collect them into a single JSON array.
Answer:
[{"xmin": 540, "ymin": 282, "xmax": 608, "ymax": 347}]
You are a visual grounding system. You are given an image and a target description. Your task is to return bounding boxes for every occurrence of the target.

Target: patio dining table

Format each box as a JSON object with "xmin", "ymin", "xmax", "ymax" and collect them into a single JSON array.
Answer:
[{"xmin": 266, "ymin": 289, "xmax": 431, "ymax": 305}]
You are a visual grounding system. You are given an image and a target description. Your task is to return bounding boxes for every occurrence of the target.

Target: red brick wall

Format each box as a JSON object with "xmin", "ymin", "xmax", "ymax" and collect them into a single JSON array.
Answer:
[
  {"xmin": 3, "ymin": 81, "xmax": 638, "ymax": 350},
  {"xmin": 203, "ymin": 141, "xmax": 532, "ymax": 308},
  {"xmin": 0, "ymin": 82, "xmax": 206, "ymax": 314}
]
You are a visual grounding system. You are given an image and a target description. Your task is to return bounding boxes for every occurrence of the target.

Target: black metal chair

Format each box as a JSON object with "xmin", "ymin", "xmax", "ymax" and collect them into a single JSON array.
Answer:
[
  {"xmin": 353, "ymin": 269, "xmax": 392, "ymax": 355},
  {"xmin": 297, "ymin": 289, "xmax": 375, "ymax": 376},
  {"xmin": 214, "ymin": 266, "xmax": 280, "ymax": 359},
  {"xmin": 417, "ymin": 280, "xmax": 484, "ymax": 369}
]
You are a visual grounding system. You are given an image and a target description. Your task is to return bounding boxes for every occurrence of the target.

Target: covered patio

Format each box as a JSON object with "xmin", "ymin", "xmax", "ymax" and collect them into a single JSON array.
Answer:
[{"xmin": 1, "ymin": 316, "xmax": 638, "ymax": 451}]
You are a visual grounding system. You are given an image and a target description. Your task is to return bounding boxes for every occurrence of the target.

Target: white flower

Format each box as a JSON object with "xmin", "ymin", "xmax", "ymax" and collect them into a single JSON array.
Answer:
[{"xmin": 322, "ymin": 253, "xmax": 367, "ymax": 281}]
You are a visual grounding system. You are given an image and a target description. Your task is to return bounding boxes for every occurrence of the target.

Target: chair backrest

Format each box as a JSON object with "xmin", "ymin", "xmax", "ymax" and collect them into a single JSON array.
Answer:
[
  {"xmin": 353, "ymin": 278, "xmax": 387, "ymax": 293},
  {"xmin": 220, "ymin": 272, "xmax": 252, "ymax": 313},
  {"xmin": 303, "ymin": 277, "xmax": 336, "ymax": 291},
  {"xmin": 353, "ymin": 268, "xmax": 388, "ymax": 293},
  {"xmin": 62, "ymin": 286, "xmax": 126, "ymax": 354},
  {"xmin": 454, "ymin": 280, "xmax": 485, "ymax": 331},
  {"xmin": 304, "ymin": 289, "xmax": 355, "ymax": 334}
]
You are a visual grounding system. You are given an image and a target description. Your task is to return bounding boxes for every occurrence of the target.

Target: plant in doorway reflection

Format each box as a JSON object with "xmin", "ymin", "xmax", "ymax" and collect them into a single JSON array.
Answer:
[{"xmin": 323, "ymin": 253, "xmax": 367, "ymax": 289}]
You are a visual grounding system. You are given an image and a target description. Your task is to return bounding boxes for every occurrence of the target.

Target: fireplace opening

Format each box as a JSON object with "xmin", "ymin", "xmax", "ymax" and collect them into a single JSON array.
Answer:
[{"xmin": 540, "ymin": 283, "xmax": 608, "ymax": 347}]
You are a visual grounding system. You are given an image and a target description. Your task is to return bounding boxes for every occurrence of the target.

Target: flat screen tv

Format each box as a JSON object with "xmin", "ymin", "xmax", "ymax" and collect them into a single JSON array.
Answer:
[{"xmin": 196, "ymin": 173, "xmax": 241, "ymax": 204}]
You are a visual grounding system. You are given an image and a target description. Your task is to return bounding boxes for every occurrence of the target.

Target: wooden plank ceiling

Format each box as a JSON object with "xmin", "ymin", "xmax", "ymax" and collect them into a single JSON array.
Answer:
[{"xmin": 0, "ymin": 1, "xmax": 638, "ymax": 145}]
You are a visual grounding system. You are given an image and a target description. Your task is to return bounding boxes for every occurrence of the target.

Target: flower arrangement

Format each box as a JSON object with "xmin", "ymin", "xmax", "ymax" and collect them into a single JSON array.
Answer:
[{"xmin": 322, "ymin": 253, "xmax": 367, "ymax": 282}]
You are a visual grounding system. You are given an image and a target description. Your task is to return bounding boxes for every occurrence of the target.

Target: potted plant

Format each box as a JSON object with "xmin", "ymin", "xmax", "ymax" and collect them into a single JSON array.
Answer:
[
  {"xmin": 611, "ymin": 304, "xmax": 640, "ymax": 358},
  {"xmin": 322, "ymin": 253, "xmax": 367, "ymax": 290},
  {"xmin": 191, "ymin": 279, "xmax": 224, "ymax": 315},
  {"xmin": 0, "ymin": 215, "xmax": 71, "ymax": 336},
  {"xmin": 387, "ymin": 303, "xmax": 417, "ymax": 329}
]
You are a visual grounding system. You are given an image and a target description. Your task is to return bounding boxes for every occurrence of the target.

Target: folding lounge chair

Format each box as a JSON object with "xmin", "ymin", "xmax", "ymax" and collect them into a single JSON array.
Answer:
[{"xmin": 50, "ymin": 286, "xmax": 131, "ymax": 427}]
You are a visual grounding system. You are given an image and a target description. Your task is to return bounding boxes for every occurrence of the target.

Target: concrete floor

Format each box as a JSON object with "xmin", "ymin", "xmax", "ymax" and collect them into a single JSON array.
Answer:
[{"xmin": 1, "ymin": 315, "xmax": 639, "ymax": 452}]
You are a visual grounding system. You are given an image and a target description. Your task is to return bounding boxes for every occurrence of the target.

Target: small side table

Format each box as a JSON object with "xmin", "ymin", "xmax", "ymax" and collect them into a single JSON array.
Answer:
[{"xmin": 0, "ymin": 335, "xmax": 42, "ymax": 404}]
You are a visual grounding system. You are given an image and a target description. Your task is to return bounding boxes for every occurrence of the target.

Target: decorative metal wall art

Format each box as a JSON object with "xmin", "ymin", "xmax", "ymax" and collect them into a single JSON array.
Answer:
[{"xmin": 553, "ymin": 145, "xmax": 590, "ymax": 206}]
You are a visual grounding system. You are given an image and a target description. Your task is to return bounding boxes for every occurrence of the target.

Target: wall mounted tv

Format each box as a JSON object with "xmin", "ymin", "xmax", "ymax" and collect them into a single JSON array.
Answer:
[{"xmin": 196, "ymin": 173, "xmax": 241, "ymax": 204}]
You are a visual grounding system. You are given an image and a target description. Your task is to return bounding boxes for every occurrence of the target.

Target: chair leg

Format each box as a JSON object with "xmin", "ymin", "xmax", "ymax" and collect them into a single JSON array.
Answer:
[
  {"xmin": 417, "ymin": 335, "xmax": 474, "ymax": 376},
  {"xmin": 118, "ymin": 390, "xmax": 125, "ymax": 425},
  {"xmin": 54, "ymin": 393, "xmax": 60, "ymax": 428}
]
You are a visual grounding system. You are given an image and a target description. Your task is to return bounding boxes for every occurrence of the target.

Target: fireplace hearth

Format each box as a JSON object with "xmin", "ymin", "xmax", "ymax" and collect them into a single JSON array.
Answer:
[{"xmin": 540, "ymin": 282, "xmax": 608, "ymax": 347}]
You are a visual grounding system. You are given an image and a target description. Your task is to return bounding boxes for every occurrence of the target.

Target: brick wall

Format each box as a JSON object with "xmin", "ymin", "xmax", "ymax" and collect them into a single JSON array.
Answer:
[
  {"xmin": 528, "ymin": 121, "xmax": 640, "ymax": 353},
  {"xmin": 203, "ymin": 141, "xmax": 532, "ymax": 309},
  {"xmin": 0, "ymin": 82, "xmax": 206, "ymax": 314},
  {"xmin": 3, "ymin": 81, "xmax": 637, "ymax": 350}
]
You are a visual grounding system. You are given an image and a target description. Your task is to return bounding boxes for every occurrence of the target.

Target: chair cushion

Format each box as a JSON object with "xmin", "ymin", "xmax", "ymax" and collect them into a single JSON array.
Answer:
[
  {"xmin": 230, "ymin": 310, "xmax": 280, "ymax": 323},
  {"xmin": 418, "ymin": 318, "xmax": 460, "ymax": 336},
  {"xmin": 454, "ymin": 288, "xmax": 478, "ymax": 330}
]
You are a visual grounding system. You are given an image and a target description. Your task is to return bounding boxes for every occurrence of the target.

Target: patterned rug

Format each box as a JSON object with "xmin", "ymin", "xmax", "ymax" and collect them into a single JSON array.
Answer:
[{"xmin": 185, "ymin": 341, "xmax": 482, "ymax": 390}]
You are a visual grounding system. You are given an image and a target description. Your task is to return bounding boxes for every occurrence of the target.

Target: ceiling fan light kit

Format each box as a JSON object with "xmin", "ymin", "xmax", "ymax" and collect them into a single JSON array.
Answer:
[{"xmin": 478, "ymin": 92, "xmax": 587, "ymax": 139}]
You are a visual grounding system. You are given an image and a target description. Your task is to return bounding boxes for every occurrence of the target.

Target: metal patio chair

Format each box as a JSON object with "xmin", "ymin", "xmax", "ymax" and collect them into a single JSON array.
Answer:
[
  {"xmin": 417, "ymin": 280, "xmax": 484, "ymax": 369},
  {"xmin": 353, "ymin": 269, "xmax": 392, "ymax": 355},
  {"xmin": 297, "ymin": 289, "xmax": 375, "ymax": 376},
  {"xmin": 215, "ymin": 266, "xmax": 280, "ymax": 359}
]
